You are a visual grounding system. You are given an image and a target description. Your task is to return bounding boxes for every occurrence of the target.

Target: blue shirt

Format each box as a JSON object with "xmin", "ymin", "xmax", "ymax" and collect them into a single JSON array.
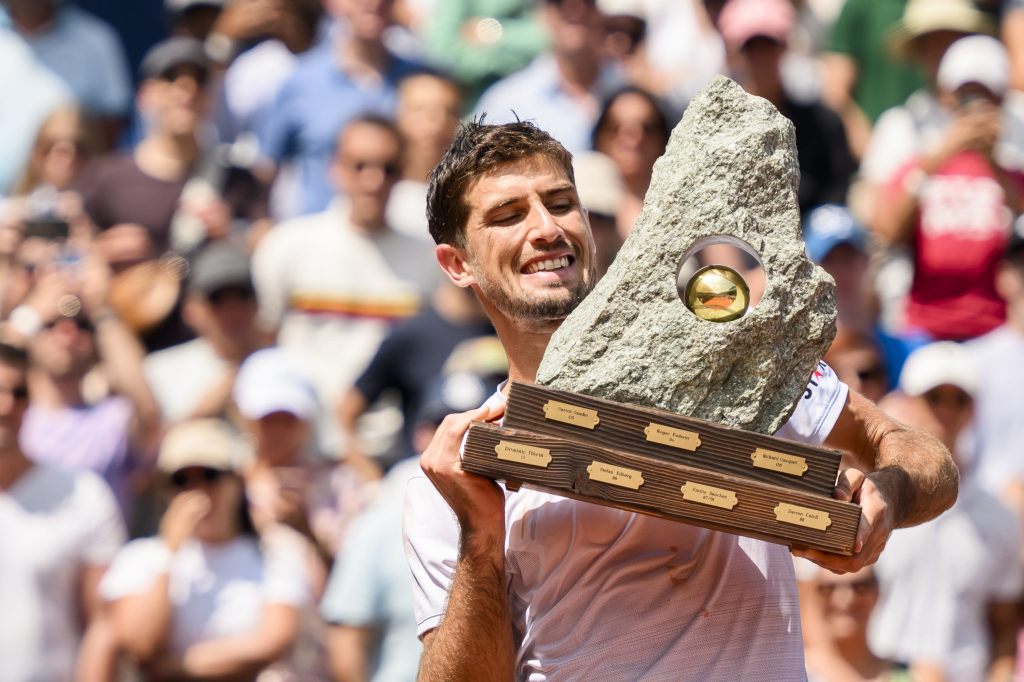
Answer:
[
  {"xmin": 259, "ymin": 38, "xmax": 423, "ymax": 216},
  {"xmin": 473, "ymin": 54, "xmax": 625, "ymax": 154},
  {"xmin": 1, "ymin": 5, "xmax": 131, "ymax": 116}
]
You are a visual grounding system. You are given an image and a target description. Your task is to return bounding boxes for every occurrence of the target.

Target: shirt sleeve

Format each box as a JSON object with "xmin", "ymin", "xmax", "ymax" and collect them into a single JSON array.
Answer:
[
  {"xmin": 403, "ymin": 472, "xmax": 460, "ymax": 637},
  {"xmin": 251, "ymin": 225, "xmax": 291, "ymax": 327},
  {"xmin": 98, "ymin": 538, "xmax": 164, "ymax": 602},
  {"xmin": 75, "ymin": 470, "xmax": 127, "ymax": 566},
  {"xmin": 774, "ymin": 361, "xmax": 848, "ymax": 446}
]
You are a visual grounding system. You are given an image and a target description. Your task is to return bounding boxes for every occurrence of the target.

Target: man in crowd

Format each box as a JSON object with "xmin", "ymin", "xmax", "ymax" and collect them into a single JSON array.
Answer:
[
  {"xmin": 404, "ymin": 120, "xmax": 958, "ymax": 679},
  {"xmin": 473, "ymin": 0, "xmax": 624, "ymax": 154},
  {"xmin": 145, "ymin": 241, "xmax": 268, "ymax": 425},
  {"xmin": 0, "ymin": 341, "xmax": 126, "ymax": 682},
  {"xmin": 873, "ymin": 342, "xmax": 1021, "ymax": 681},
  {"xmin": 253, "ymin": 115, "xmax": 440, "ymax": 456},
  {"xmin": 259, "ymin": 0, "xmax": 423, "ymax": 216}
]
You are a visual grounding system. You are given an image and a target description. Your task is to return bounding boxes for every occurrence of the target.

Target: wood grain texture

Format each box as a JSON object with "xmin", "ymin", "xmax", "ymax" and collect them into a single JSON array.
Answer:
[
  {"xmin": 503, "ymin": 381, "xmax": 842, "ymax": 496},
  {"xmin": 464, "ymin": 423, "xmax": 860, "ymax": 555}
]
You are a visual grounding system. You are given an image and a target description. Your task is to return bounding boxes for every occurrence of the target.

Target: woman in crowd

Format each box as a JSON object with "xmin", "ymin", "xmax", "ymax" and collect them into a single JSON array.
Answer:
[
  {"xmin": 98, "ymin": 418, "xmax": 309, "ymax": 680},
  {"xmin": 591, "ymin": 85, "xmax": 671, "ymax": 237}
]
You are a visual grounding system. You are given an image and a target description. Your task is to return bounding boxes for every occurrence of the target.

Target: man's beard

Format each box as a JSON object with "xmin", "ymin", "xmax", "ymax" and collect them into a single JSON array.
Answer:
[{"xmin": 475, "ymin": 263, "xmax": 595, "ymax": 327}]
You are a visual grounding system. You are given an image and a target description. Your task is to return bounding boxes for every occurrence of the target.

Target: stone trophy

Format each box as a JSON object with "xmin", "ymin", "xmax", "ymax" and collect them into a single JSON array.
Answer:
[{"xmin": 463, "ymin": 77, "xmax": 860, "ymax": 555}]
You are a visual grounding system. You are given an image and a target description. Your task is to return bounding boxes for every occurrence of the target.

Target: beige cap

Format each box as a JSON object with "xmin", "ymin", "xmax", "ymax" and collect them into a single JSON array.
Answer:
[
  {"xmin": 157, "ymin": 418, "xmax": 242, "ymax": 474},
  {"xmin": 888, "ymin": 0, "xmax": 995, "ymax": 60}
]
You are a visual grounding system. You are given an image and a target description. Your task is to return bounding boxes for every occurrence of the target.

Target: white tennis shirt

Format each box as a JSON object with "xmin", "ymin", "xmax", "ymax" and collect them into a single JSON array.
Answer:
[{"xmin": 404, "ymin": 362, "xmax": 848, "ymax": 681}]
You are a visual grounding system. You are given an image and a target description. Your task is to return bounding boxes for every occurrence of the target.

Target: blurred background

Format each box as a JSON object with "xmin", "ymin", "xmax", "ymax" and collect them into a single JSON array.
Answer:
[{"xmin": 1, "ymin": 0, "xmax": 1024, "ymax": 680}]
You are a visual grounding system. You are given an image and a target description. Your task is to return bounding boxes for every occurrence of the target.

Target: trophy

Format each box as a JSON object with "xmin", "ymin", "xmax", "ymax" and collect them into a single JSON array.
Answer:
[{"xmin": 463, "ymin": 77, "xmax": 859, "ymax": 555}]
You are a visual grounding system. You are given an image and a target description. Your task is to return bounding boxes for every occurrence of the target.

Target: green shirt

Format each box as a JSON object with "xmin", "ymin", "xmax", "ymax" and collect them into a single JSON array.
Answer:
[{"xmin": 827, "ymin": 0, "xmax": 924, "ymax": 122}]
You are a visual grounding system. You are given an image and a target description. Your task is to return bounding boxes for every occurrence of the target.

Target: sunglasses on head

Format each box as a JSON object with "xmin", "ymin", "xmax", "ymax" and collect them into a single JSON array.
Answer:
[{"xmin": 170, "ymin": 466, "xmax": 224, "ymax": 489}]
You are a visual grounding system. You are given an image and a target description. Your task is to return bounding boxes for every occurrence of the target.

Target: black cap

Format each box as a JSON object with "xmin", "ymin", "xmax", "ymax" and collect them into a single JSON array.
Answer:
[
  {"xmin": 188, "ymin": 241, "xmax": 253, "ymax": 297},
  {"xmin": 140, "ymin": 36, "xmax": 209, "ymax": 81}
]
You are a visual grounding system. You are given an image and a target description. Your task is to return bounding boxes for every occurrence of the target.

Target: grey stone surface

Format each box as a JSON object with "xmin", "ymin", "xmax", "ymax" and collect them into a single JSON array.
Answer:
[{"xmin": 536, "ymin": 76, "xmax": 837, "ymax": 434}]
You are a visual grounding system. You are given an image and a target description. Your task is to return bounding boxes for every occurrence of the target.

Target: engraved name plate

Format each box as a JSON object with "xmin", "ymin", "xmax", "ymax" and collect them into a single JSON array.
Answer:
[
  {"xmin": 751, "ymin": 448, "xmax": 808, "ymax": 477},
  {"xmin": 774, "ymin": 502, "xmax": 832, "ymax": 530},
  {"xmin": 587, "ymin": 461, "xmax": 644, "ymax": 489},
  {"xmin": 680, "ymin": 481, "xmax": 739, "ymax": 509},
  {"xmin": 543, "ymin": 400, "xmax": 600, "ymax": 429},
  {"xmin": 495, "ymin": 441, "xmax": 552, "ymax": 468},
  {"xmin": 644, "ymin": 422, "xmax": 702, "ymax": 451}
]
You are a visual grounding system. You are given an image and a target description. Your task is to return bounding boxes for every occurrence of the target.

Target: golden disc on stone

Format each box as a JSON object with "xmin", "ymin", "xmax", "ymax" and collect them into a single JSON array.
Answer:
[{"xmin": 684, "ymin": 265, "xmax": 750, "ymax": 322}]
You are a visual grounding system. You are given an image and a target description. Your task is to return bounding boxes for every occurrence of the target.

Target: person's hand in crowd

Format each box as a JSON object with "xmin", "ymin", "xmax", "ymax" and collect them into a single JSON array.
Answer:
[
  {"xmin": 78, "ymin": 249, "xmax": 114, "ymax": 322},
  {"xmin": 793, "ymin": 467, "xmax": 896, "ymax": 575},
  {"xmin": 930, "ymin": 99, "xmax": 1002, "ymax": 170},
  {"xmin": 419, "ymin": 402, "xmax": 507, "ymax": 546},
  {"xmin": 211, "ymin": 0, "xmax": 284, "ymax": 43},
  {"xmin": 93, "ymin": 223, "xmax": 155, "ymax": 270},
  {"xmin": 266, "ymin": 467, "xmax": 311, "ymax": 531},
  {"xmin": 160, "ymin": 490, "xmax": 212, "ymax": 552},
  {"xmin": 21, "ymin": 267, "xmax": 74, "ymax": 324}
]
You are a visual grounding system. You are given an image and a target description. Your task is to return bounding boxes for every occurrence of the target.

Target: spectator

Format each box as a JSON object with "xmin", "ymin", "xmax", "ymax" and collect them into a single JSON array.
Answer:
[
  {"xmin": 823, "ymin": 328, "xmax": 889, "ymax": 404},
  {"xmin": 258, "ymin": 0, "xmax": 424, "ymax": 217},
  {"xmin": 76, "ymin": 37, "xmax": 217, "ymax": 256},
  {"xmin": 0, "ymin": 0, "xmax": 132, "ymax": 136},
  {"xmin": 10, "ymin": 105, "xmax": 101, "ymax": 199},
  {"xmin": 235, "ymin": 347, "xmax": 372, "ymax": 562},
  {"xmin": 591, "ymin": 85, "xmax": 670, "ymax": 236},
  {"xmin": 337, "ymin": 279, "xmax": 496, "ymax": 468},
  {"xmin": 322, "ymin": 370, "xmax": 495, "ymax": 682},
  {"xmin": 253, "ymin": 115, "xmax": 440, "ymax": 455},
  {"xmin": 718, "ymin": 0, "xmax": 854, "ymax": 215},
  {"xmin": 214, "ymin": 0, "xmax": 324, "ymax": 144},
  {"xmin": 796, "ymin": 563, "xmax": 907, "ymax": 682},
  {"xmin": 597, "ymin": 0, "xmax": 725, "ymax": 114},
  {"xmin": 0, "ymin": 341, "xmax": 126, "ymax": 682},
  {"xmin": 473, "ymin": 0, "xmax": 625, "ymax": 154},
  {"xmin": 145, "ymin": 241, "xmax": 269, "ymax": 425},
  {"xmin": 0, "ymin": 24, "xmax": 71, "ymax": 194},
  {"xmin": 968, "ymin": 220, "xmax": 1024, "ymax": 508},
  {"xmin": 100, "ymin": 418, "xmax": 309, "ymax": 679},
  {"xmin": 10, "ymin": 249, "xmax": 161, "ymax": 516},
  {"xmin": 167, "ymin": 0, "xmax": 230, "ymax": 41},
  {"xmin": 387, "ymin": 71, "xmax": 463, "ymax": 240},
  {"xmin": 821, "ymin": 0, "xmax": 924, "ymax": 160},
  {"xmin": 803, "ymin": 204, "xmax": 873, "ymax": 334},
  {"xmin": 872, "ymin": 342, "xmax": 1022, "ymax": 682},
  {"xmin": 423, "ymin": 0, "xmax": 547, "ymax": 105},
  {"xmin": 872, "ymin": 35, "xmax": 1023, "ymax": 342}
]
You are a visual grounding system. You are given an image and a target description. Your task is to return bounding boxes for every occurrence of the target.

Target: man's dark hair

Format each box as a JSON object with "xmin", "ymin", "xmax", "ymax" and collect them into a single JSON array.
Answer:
[
  {"xmin": 426, "ymin": 119, "xmax": 575, "ymax": 247},
  {"xmin": 0, "ymin": 342, "xmax": 28, "ymax": 372},
  {"xmin": 336, "ymin": 112, "xmax": 406, "ymax": 157}
]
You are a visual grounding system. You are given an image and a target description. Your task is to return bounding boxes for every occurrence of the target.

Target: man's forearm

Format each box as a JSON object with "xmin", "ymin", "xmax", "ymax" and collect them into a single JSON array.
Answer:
[
  {"xmin": 872, "ymin": 426, "xmax": 958, "ymax": 528},
  {"xmin": 419, "ymin": 532, "xmax": 515, "ymax": 681}
]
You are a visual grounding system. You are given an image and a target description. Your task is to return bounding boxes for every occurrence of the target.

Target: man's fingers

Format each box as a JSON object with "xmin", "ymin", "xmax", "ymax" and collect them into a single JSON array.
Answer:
[{"xmin": 833, "ymin": 467, "xmax": 865, "ymax": 502}]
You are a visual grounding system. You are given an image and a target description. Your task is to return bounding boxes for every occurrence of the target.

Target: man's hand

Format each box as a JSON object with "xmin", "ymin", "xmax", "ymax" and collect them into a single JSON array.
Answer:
[
  {"xmin": 419, "ymin": 403, "xmax": 507, "ymax": 551},
  {"xmin": 793, "ymin": 467, "xmax": 896, "ymax": 574}
]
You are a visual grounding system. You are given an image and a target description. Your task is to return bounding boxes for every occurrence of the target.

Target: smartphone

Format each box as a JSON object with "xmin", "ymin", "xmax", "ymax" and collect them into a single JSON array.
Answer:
[{"xmin": 24, "ymin": 218, "xmax": 70, "ymax": 241}]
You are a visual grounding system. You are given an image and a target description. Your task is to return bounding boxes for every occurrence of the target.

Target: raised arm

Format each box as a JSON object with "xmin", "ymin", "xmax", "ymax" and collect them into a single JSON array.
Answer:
[
  {"xmin": 795, "ymin": 389, "xmax": 958, "ymax": 573},
  {"xmin": 416, "ymin": 404, "xmax": 515, "ymax": 681}
]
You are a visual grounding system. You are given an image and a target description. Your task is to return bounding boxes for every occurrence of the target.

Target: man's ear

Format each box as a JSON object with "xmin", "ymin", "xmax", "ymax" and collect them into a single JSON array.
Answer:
[{"xmin": 436, "ymin": 243, "xmax": 475, "ymax": 288}]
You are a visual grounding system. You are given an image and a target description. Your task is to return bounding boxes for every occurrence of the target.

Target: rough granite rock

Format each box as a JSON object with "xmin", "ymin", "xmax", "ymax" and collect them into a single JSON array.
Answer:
[{"xmin": 536, "ymin": 76, "xmax": 837, "ymax": 434}]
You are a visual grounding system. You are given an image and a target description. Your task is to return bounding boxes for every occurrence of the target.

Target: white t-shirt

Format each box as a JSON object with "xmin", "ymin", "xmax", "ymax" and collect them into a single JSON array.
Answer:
[
  {"xmin": 868, "ymin": 480, "xmax": 1022, "ymax": 681},
  {"xmin": 144, "ymin": 337, "xmax": 229, "ymax": 424},
  {"xmin": 404, "ymin": 363, "xmax": 848, "ymax": 681},
  {"xmin": 100, "ymin": 531, "xmax": 309, "ymax": 654},
  {"xmin": 0, "ymin": 465, "xmax": 126, "ymax": 682}
]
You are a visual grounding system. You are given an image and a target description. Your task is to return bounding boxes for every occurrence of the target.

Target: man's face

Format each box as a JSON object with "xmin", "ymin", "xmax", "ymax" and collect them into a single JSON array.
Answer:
[
  {"xmin": 450, "ymin": 155, "xmax": 596, "ymax": 328},
  {"xmin": 31, "ymin": 315, "xmax": 96, "ymax": 379},
  {"xmin": 332, "ymin": 122, "xmax": 402, "ymax": 228},
  {"xmin": 140, "ymin": 64, "xmax": 209, "ymax": 137},
  {"xmin": 397, "ymin": 76, "xmax": 461, "ymax": 153},
  {"xmin": 0, "ymin": 361, "xmax": 28, "ymax": 453},
  {"xmin": 545, "ymin": 0, "xmax": 603, "ymax": 59}
]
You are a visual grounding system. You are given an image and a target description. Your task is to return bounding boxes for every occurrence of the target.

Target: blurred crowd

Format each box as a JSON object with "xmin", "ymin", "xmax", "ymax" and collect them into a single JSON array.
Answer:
[{"xmin": 2, "ymin": 0, "xmax": 1024, "ymax": 680}]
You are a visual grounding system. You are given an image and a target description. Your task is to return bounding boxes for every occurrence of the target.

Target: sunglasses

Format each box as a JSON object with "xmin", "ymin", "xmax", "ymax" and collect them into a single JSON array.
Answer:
[
  {"xmin": 207, "ymin": 285, "xmax": 256, "ymax": 305},
  {"xmin": 855, "ymin": 365, "xmax": 886, "ymax": 383},
  {"xmin": 170, "ymin": 466, "xmax": 224, "ymax": 489},
  {"xmin": 1, "ymin": 384, "xmax": 29, "ymax": 400}
]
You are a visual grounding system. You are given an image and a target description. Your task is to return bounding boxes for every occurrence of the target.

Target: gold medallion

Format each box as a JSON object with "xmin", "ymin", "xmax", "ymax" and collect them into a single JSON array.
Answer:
[{"xmin": 683, "ymin": 265, "xmax": 750, "ymax": 322}]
